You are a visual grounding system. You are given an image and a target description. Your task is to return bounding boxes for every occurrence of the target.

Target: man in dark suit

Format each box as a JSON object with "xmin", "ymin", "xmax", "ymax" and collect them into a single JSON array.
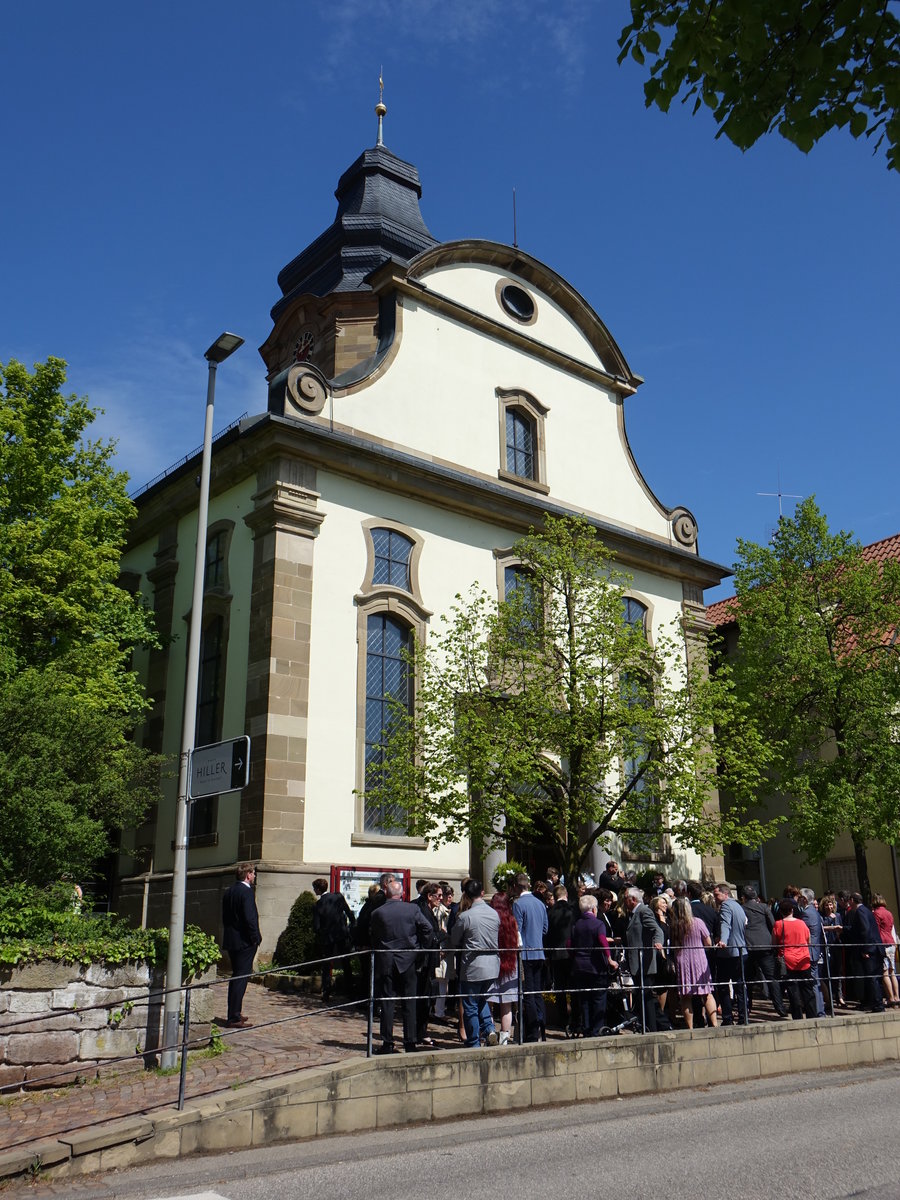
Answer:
[
  {"xmin": 741, "ymin": 885, "xmax": 787, "ymax": 1018},
  {"xmin": 844, "ymin": 893, "xmax": 886, "ymax": 1012},
  {"xmin": 369, "ymin": 878, "xmax": 436, "ymax": 1053},
  {"xmin": 546, "ymin": 884, "xmax": 579, "ymax": 1033},
  {"xmin": 414, "ymin": 882, "xmax": 446, "ymax": 1044},
  {"xmin": 222, "ymin": 862, "xmax": 262, "ymax": 1028}
]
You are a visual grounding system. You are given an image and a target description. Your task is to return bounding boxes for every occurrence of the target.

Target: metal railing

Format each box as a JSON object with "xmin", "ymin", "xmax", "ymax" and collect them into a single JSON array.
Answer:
[{"xmin": 1, "ymin": 939, "xmax": 896, "ymax": 1114}]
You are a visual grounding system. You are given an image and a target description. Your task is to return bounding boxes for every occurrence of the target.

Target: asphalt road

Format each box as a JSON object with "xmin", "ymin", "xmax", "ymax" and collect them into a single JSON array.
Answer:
[{"xmin": 19, "ymin": 1064, "xmax": 900, "ymax": 1200}]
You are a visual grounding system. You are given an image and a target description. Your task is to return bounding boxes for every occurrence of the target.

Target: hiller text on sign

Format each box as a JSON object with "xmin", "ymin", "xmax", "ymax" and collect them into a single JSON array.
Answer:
[{"xmin": 189, "ymin": 736, "xmax": 251, "ymax": 800}]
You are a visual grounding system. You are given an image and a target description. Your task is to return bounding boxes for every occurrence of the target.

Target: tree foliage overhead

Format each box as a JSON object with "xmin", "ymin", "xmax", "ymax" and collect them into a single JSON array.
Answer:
[
  {"xmin": 619, "ymin": 0, "xmax": 900, "ymax": 172},
  {"xmin": 0, "ymin": 357, "xmax": 159, "ymax": 884},
  {"xmin": 365, "ymin": 515, "xmax": 774, "ymax": 884},
  {"xmin": 729, "ymin": 497, "xmax": 900, "ymax": 894}
]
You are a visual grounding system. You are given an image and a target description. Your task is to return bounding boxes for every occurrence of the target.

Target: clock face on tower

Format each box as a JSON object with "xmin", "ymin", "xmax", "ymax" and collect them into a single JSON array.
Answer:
[{"xmin": 293, "ymin": 329, "xmax": 315, "ymax": 363}]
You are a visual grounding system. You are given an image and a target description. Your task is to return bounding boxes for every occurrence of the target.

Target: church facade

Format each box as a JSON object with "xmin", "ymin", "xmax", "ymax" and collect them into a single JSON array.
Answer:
[{"xmin": 117, "ymin": 126, "xmax": 729, "ymax": 950}]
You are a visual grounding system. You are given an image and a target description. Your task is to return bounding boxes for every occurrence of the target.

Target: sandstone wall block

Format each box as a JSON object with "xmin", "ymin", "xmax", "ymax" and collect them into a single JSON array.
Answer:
[
  {"xmin": 6, "ymin": 1031, "xmax": 78, "ymax": 1064},
  {"xmin": 1, "ymin": 963, "xmax": 83, "ymax": 990},
  {"xmin": 85, "ymin": 963, "xmax": 151, "ymax": 988},
  {"xmin": 79, "ymin": 1029, "xmax": 142, "ymax": 1061}
]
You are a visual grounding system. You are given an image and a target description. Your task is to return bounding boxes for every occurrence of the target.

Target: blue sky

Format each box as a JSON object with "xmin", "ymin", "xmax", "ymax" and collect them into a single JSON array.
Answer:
[{"xmin": 3, "ymin": 1, "xmax": 897, "ymax": 601}]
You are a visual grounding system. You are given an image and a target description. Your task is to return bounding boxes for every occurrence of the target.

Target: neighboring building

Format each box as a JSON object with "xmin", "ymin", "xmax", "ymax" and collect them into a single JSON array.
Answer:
[
  {"xmin": 708, "ymin": 531, "xmax": 900, "ymax": 911},
  {"xmin": 116, "ymin": 116, "xmax": 730, "ymax": 950}
]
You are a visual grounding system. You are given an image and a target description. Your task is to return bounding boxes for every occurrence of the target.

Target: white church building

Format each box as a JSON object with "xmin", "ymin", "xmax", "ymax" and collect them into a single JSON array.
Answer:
[{"xmin": 117, "ymin": 115, "xmax": 729, "ymax": 950}]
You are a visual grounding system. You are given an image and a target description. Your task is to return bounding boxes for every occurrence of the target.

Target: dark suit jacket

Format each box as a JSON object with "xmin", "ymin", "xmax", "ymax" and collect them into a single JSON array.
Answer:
[
  {"xmin": 742, "ymin": 898, "xmax": 775, "ymax": 949},
  {"xmin": 546, "ymin": 898, "xmax": 577, "ymax": 960},
  {"xmin": 845, "ymin": 903, "xmax": 885, "ymax": 960},
  {"xmin": 313, "ymin": 891, "xmax": 355, "ymax": 953},
  {"xmin": 369, "ymin": 898, "xmax": 436, "ymax": 976},
  {"xmin": 222, "ymin": 881, "xmax": 261, "ymax": 954},
  {"xmin": 691, "ymin": 899, "xmax": 719, "ymax": 941}
]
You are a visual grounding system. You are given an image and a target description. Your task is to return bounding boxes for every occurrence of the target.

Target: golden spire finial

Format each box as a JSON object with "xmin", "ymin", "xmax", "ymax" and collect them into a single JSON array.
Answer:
[{"xmin": 375, "ymin": 69, "xmax": 386, "ymax": 146}]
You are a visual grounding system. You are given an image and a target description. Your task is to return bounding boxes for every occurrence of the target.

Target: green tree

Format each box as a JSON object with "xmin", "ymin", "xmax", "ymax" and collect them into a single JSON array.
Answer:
[
  {"xmin": 0, "ymin": 357, "xmax": 159, "ymax": 883},
  {"xmin": 364, "ymin": 515, "xmax": 773, "ymax": 885},
  {"xmin": 618, "ymin": 1, "xmax": 900, "ymax": 172},
  {"xmin": 729, "ymin": 497, "xmax": 900, "ymax": 895}
]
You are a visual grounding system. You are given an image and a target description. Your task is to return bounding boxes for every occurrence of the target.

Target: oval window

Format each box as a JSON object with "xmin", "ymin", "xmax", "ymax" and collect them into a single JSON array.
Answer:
[{"xmin": 500, "ymin": 284, "xmax": 535, "ymax": 322}]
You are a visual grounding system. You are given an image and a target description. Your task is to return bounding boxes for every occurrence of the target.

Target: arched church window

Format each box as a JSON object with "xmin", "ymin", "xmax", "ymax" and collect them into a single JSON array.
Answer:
[
  {"xmin": 497, "ymin": 390, "xmax": 549, "ymax": 492},
  {"xmin": 363, "ymin": 613, "xmax": 412, "ymax": 835},
  {"xmin": 622, "ymin": 596, "xmax": 648, "ymax": 633},
  {"xmin": 506, "ymin": 407, "xmax": 535, "ymax": 479},
  {"xmin": 191, "ymin": 613, "xmax": 225, "ymax": 842}
]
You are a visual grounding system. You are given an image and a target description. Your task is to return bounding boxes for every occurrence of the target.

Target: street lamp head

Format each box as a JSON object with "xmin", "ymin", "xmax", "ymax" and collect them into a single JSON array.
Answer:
[{"xmin": 205, "ymin": 332, "xmax": 244, "ymax": 364}]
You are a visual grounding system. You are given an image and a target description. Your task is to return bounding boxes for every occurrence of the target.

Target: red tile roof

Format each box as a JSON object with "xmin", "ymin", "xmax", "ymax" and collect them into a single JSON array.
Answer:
[
  {"xmin": 705, "ymin": 532, "xmax": 900, "ymax": 627},
  {"xmin": 705, "ymin": 596, "xmax": 739, "ymax": 626},
  {"xmin": 861, "ymin": 532, "xmax": 900, "ymax": 566}
]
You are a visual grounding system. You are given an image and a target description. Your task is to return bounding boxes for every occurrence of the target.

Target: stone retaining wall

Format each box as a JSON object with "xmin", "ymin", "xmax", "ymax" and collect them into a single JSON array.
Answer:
[
  {"xmin": 0, "ymin": 962, "xmax": 217, "ymax": 1091},
  {"xmin": 3, "ymin": 1010, "xmax": 897, "ymax": 1183}
]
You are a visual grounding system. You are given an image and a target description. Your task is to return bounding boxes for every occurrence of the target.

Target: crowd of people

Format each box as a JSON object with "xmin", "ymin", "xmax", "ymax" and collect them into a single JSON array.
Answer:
[{"xmin": 306, "ymin": 863, "xmax": 900, "ymax": 1055}]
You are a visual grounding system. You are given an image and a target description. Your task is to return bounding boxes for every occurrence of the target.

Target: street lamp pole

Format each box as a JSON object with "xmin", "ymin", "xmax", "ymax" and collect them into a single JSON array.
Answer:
[{"xmin": 161, "ymin": 332, "xmax": 244, "ymax": 1069}]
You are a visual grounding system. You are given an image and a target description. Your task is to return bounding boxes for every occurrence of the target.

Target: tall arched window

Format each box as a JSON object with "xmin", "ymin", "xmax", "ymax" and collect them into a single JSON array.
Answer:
[
  {"xmin": 622, "ymin": 596, "xmax": 648, "ymax": 633},
  {"xmin": 497, "ymin": 389, "xmax": 549, "ymax": 491},
  {"xmin": 188, "ymin": 520, "xmax": 233, "ymax": 846},
  {"xmin": 191, "ymin": 613, "xmax": 225, "ymax": 841},
  {"xmin": 504, "ymin": 563, "xmax": 540, "ymax": 639},
  {"xmin": 363, "ymin": 613, "xmax": 412, "ymax": 835},
  {"xmin": 505, "ymin": 407, "xmax": 536, "ymax": 479}
]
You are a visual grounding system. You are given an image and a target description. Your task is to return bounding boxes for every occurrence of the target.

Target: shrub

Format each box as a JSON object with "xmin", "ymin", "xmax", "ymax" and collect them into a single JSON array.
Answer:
[
  {"xmin": 0, "ymin": 883, "xmax": 220, "ymax": 975},
  {"xmin": 272, "ymin": 890, "xmax": 317, "ymax": 973}
]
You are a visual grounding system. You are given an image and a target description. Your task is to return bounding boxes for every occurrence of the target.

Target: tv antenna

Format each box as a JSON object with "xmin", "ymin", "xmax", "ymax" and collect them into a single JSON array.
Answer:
[{"xmin": 757, "ymin": 471, "xmax": 802, "ymax": 537}]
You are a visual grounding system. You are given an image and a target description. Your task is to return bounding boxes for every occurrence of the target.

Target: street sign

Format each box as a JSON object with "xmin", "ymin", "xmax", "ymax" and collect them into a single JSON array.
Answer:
[{"xmin": 189, "ymin": 735, "xmax": 251, "ymax": 800}]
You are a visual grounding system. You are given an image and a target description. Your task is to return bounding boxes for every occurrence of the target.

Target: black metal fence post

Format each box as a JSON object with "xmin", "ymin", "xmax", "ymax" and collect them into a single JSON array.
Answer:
[
  {"xmin": 516, "ymin": 947, "xmax": 524, "ymax": 1045},
  {"xmin": 821, "ymin": 938, "xmax": 834, "ymax": 1017},
  {"xmin": 177, "ymin": 984, "xmax": 191, "ymax": 1111},
  {"xmin": 366, "ymin": 950, "xmax": 375, "ymax": 1058},
  {"xmin": 638, "ymin": 953, "xmax": 647, "ymax": 1034}
]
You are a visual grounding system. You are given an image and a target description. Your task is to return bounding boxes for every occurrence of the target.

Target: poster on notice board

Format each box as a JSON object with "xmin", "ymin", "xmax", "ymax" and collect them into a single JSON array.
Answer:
[{"xmin": 329, "ymin": 864, "xmax": 412, "ymax": 914}]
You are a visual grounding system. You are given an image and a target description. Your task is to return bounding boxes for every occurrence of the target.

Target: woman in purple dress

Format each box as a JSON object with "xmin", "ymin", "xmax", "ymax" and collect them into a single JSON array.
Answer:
[{"xmin": 669, "ymin": 897, "xmax": 717, "ymax": 1029}]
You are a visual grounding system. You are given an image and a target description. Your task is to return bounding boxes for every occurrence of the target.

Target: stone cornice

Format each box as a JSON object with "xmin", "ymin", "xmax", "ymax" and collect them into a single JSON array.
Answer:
[{"xmin": 130, "ymin": 415, "xmax": 729, "ymax": 589}]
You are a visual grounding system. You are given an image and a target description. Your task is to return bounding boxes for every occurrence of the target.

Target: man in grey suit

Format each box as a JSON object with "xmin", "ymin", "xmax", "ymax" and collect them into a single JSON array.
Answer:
[
  {"xmin": 714, "ymin": 883, "xmax": 748, "ymax": 1025},
  {"xmin": 798, "ymin": 888, "xmax": 827, "ymax": 1016},
  {"xmin": 369, "ymin": 879, "xmax": 436, "ymax": 1054},
  {"xmin": 623, "ymin": 887, "xmax": 670, "ymax": 1032},
  {"xmin": 450, "ymin": 879, "xmax": 501, "ymax": 1047}
]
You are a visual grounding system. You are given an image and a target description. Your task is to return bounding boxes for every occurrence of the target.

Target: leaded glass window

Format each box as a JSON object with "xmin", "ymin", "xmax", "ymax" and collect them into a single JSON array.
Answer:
[
  {"xmin": 364, "ymin": 613, "xmax": 411, "ymax": 834},
  {"xmin": 205, "ymin": 531, "xmax": 227, "ymax": 591},
  {"xmin": 505, "ymin": 408, "xmax": 535, "ymax": 479},
  {"xmin": 371, "ymin": 528, "xmax": 413, "ymax": 591},
  {"xmin": 622, "ymin": 597, "xmax": 647, "ymax": 633},
  {"xmin": 504, "ymin": 564, "xmax": 540, "ymax": 637}
]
